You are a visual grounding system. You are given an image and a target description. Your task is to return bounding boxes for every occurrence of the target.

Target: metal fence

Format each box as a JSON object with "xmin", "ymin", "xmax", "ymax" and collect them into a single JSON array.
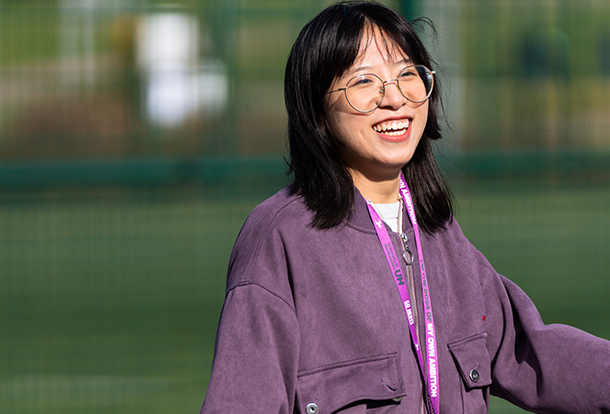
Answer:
[
  {"xmin": 0, "ymin": 0, "xmax": 608, "ymax": 180},
  {"xmin": 411, "ymin": 2, "xmax": 607, "ymax": 156},
  {"xmin": 0, "ymin": 0, "xmax": 322, "ymax": 160},
  {"xmin": 0, "ymin": 1, "xmax": 609, "ymax": 413}
]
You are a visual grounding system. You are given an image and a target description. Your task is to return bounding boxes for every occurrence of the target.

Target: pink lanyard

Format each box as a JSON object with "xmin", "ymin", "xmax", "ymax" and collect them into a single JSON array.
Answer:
[{"xmin": 365, "ymin": 174, "xmax": 440, "ymax": 414}]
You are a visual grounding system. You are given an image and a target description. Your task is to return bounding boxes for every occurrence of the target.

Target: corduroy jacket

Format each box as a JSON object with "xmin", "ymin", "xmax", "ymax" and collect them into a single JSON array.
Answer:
[{"xmin": 201, "ymin": 187, "xmax": 610, "ymax": 414}]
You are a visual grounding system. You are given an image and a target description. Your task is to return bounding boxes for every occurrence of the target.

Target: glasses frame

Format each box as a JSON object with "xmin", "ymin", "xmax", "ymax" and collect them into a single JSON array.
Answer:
[{"xmin": 327, "ymin": 65, "xmax": 435, "ymax": 114}]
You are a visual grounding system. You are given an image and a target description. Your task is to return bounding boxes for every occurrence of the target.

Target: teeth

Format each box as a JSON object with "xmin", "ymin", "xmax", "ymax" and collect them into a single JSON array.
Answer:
[
  {"xmin": 382, "ymin": 129, "xmax": 405, "ymax": 136},
  {"xmin": 373, "ymin": 119, "xmax": 411, "ymax": 133}
]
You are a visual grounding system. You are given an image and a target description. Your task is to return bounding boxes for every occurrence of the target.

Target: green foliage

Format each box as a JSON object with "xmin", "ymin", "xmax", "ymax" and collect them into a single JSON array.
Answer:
[{"xmin": 0, "ymin": 4, "xmax": 58, "ymax": 65}]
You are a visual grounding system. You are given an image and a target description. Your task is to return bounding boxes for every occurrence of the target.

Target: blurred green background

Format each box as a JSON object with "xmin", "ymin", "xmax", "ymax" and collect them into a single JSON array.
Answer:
[{"xmin": 0, "ymin": 0, "xmax": 609, "ymax": 413}]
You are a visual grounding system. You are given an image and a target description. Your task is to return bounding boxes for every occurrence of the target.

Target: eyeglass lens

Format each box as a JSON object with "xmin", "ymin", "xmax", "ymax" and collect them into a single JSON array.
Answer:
[{"xmin": 344, "ymin": 66, "xmax": 433, "ymax": 113}]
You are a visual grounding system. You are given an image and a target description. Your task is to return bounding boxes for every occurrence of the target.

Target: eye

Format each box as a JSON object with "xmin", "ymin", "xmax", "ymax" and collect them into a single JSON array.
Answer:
[
  {"xmin": 350, "ymin": 75, "xmax": 376, "ymax": 87},
  {"xmin": 399, "ymin": 67, "xmax": 419, "ymax": 79},
  {"xmin": 347, "ymin": 74, "xmax": 380, "ymax": 89}
]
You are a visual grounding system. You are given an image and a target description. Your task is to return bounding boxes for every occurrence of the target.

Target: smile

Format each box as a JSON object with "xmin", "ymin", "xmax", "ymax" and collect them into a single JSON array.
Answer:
[{"xmin": 372, "ymin": 119, "xmax": 411, "ymax": 136}]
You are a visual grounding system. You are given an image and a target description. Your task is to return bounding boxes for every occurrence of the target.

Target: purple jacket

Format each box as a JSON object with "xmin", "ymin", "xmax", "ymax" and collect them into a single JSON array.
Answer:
[{"xmin": 201, "ymin": 187, "xmax": 610, "ymax": 413}]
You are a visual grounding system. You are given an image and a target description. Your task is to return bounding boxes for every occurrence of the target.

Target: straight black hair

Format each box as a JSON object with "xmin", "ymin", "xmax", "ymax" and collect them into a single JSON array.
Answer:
[{"xmin": 285, "ymin": 1, "xmax": 452, "ymax": 233}]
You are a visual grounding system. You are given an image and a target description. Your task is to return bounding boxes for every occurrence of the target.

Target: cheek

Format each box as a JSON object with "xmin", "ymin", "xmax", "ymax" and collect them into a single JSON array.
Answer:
[
  {"xmin": 325, "ymin": 97, "xmax": 341, "ymax": 130},
  {"xmin": 326, "ymin": 114, "xmax": 343, "ymax": 143},
  {"xmin": 326, "ymin": 103, "xmax": 354, "ymax": 145},
  {"xmin": 420, "ymin": 101, "xmax": 430, "ymax": 120},
  {"xmin": 415, "ymin": 104, "xmax": 429, "ymax": 133}
]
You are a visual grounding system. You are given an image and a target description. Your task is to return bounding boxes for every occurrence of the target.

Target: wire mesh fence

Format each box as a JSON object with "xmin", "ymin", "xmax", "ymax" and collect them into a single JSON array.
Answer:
[{"xmin": 0, "ymin": 1, "xmax": 609, "ymax": 413}]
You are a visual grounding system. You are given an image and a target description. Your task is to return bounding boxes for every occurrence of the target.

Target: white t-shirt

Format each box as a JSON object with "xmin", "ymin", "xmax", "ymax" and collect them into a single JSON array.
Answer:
[{"xmin": 372, "ymin": 201, "xmax": 400, "ymax": 233}]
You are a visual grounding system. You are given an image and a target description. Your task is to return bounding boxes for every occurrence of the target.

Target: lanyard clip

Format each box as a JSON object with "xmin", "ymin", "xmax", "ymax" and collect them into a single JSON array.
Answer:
[{"xmin": 400, "ymin": 233, "xmax": 414, "ymax": 265}]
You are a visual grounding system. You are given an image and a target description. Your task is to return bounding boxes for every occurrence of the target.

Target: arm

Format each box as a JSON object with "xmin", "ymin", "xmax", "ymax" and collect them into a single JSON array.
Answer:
[
  {"xmin": 201, "ymin": 283, "xmax": 300, "ymax": 414},
  {"xmin": 488, "ymin": 274, "xmax": 610, "ymax": 413}
]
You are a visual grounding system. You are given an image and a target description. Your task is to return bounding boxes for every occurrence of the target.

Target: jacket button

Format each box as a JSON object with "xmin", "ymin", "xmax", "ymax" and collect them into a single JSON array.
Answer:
[
  {"xmin": 306, "ymin": 403, "xmax": 318, "ymax": 414},
  {"xmin": 469, "ymin": 369, "xmax": 480, "ymax": 383}
]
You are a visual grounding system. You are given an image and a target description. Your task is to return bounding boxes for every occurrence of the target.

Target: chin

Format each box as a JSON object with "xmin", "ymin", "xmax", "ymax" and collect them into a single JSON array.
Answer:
[
  {"xmin": 379, "ymin": 160, "xmax": 411, "ymax": 174},
  {"xmin": 386, "ymin": 152, "xmax": 416, "ymax": 168}
]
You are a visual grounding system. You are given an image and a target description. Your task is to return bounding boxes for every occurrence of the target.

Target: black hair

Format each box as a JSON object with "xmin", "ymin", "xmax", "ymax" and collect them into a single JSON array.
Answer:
[{"xmin": 285, "ymin": 1, "xmax": 452, "ymax": 233}]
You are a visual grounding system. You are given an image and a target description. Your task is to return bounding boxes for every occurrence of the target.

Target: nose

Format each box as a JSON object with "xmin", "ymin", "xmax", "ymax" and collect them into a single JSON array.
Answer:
[{"xmin": 380, "ymin": 80, "xmax": 406, "ymax": 109}]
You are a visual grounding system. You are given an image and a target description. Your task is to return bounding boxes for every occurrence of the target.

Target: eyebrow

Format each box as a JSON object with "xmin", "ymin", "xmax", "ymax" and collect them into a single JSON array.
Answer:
[{"xmin": 345, "ymin": 58, "xmax": 413, "ymax": 77}]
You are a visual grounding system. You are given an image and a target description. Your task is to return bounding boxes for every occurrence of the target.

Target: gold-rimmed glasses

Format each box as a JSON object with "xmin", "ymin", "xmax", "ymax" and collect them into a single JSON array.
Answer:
[{"xmin": 327, "ymin": 65, "xmax": 435, "ymax": 113}]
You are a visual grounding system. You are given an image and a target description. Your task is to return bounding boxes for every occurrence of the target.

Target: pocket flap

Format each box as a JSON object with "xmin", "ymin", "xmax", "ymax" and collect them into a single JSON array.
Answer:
[
  {"xmin": 296, "ymin": 353, "xmax": 405, "ymax": 413},
  {"xmin": 447, "ymin": 333, "xmax": 492, "ymax": 389}
]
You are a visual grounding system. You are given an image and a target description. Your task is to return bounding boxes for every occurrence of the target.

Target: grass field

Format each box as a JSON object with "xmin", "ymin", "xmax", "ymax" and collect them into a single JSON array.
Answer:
[{"xmin": 0, "ymin": 174, "xmax": 609, "ymax": 414}]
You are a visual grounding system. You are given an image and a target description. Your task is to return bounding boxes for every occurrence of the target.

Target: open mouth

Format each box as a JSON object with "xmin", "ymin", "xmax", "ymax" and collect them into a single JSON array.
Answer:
[{"xmin": 372, "ymin": 119, "xmax": 411, "ymax": 137}]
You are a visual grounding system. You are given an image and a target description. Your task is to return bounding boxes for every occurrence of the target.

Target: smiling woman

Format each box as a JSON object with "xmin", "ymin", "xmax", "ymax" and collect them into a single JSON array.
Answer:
[
  {"xmin": 285, "ymin": 2, "xmax": 450, "ymax": 231},
  {"xmin": 324, "ymin": 30, "xmax": 431, "ymax": 204},
  {"xmin": 200, "ymin": 2, "xmax": 610, "ymax": 414}
]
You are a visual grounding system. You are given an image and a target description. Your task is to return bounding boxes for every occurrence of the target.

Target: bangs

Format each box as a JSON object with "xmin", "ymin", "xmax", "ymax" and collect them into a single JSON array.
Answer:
[
  {"xmin": 331, "ymin": 19, "xmax": 429, "ymax": 84},
  {"xmin": 359, "ymin": 25, "xmax": 411, "ymax": 65}
]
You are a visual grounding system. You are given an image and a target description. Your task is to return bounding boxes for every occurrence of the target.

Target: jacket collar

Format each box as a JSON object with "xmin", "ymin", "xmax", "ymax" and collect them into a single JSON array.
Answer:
[{"xmin": 349, "ymin": 186, "xmax": 414, "ymax": 234}]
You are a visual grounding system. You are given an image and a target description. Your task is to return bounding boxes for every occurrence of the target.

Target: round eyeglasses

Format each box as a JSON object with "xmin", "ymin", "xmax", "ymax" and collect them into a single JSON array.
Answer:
[{"xmin": 327, "ymin": 65, "xmax": 435, "ymax": 113}]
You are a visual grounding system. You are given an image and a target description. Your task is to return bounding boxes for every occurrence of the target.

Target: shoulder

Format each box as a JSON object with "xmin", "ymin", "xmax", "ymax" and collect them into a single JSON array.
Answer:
[
  {"xmin": 226, "ymin": 186, "xmax": 313, "ymax": 293},
  {"xmin": 236, "ymin": 186, "xmax": 313, "ymax": 252},
  {"xmin": 425, "ymin": 216, "xmax": 478, "ymax": 257},
  {"xmin": 424, "ymin": 216, "xmax": 501, "ymax": 290},
  {"xmin": 244, "ymin": 186, "xmax": 311, "ymax": 232}
]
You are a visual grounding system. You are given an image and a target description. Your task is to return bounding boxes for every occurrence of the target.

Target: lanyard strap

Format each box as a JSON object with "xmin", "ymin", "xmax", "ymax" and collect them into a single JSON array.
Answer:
[{"xmin": 365, "ymin": 174, "xmax": 440, "ymax": 414}]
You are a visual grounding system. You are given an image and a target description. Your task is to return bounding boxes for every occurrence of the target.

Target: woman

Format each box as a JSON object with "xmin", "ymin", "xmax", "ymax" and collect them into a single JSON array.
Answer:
[{"xmin": 201, "ymin": 2, "xmax": 610, "ymax": 413}]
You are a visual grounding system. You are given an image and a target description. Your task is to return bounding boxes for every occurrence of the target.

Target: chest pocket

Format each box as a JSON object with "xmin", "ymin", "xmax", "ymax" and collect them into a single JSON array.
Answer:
[
  {"xmin": 447, "ymin": 333, "xmax": 492, "ymax": 413},
  {"xmin": 296, "ymin": 353, "xmax": 406, "ymax": 414}
]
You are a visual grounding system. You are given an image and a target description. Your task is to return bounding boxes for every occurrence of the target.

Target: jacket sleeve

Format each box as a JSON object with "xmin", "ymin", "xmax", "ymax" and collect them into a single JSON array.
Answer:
[
  {"xmin": 200, "ymin": 283, "xmax": 300, "ymax": 414},
  {"xmin": 486, "ymin": 272, "xmax": 610, "ymax": 413}
]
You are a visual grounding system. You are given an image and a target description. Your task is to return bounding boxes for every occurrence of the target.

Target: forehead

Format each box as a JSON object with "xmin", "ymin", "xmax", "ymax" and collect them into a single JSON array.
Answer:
[{"xmin": 353, "ymin": 27, "xmax": 409, "ymax": 67}]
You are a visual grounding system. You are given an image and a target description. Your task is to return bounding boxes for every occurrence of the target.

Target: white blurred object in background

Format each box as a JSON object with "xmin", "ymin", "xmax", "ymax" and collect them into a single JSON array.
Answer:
[{"xmin": 137, "ymin": 11, "xmax": 228, "ymax": 128}]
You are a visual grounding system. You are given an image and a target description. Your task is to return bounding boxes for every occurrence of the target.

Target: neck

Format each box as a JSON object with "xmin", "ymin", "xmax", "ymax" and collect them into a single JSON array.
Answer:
[{"xmin": 350, "ymin": 168, "xmax": 401, "ymax": 204}]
